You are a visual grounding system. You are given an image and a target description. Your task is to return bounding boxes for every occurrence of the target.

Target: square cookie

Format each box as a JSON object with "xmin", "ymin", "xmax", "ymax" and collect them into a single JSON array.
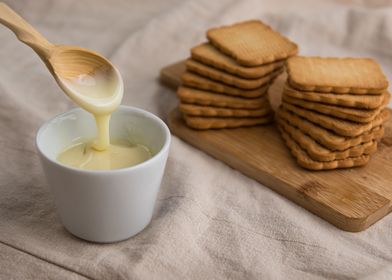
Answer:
[
  {"xmin": 277, "ymin": 117, "xmax": 377, "ymax": 162},
  {"xmin": 183, "ymin": 113, "xmax": 273, "ymax": 130},
  {"xmin": 186, "ymin": 59, "xmax": 283, "ymax": 89},
  {"xmin": 283, "ymin": 83, "xmax": 387, "ymax": 109},
  {"xmin": 179, "ymin": 103, "xmax": 271, "ymax": 118},
  {"xmin": 276, "ymin": 107, "xmax": 384, "ymax": 151},
  {"xmin": 282, "ymin": 93, "xmax": 389, "ymax": 123},
  {"xmin": 177, "ymin": 87, "xmax": 269, "ymax": 109},
  {"xmin": 207, "ymin": 20, "xmax": 298, "ymax": 66},
  {"xmin": 191, "ymin": 43, "xmax": 284, "ymax": 79},
  {"xmin": 278, "ymin": 126, "xmax": 370, "ymax": 170},
  {"xmin": 282, "ymin": 102, "xmax": 389, "ymax": 137},
  {"xmin": 181, "ymin": 71, "xmax": 269, "ymax": 98},
  {"xmin": 287, "ymin": 56, "xmax": 388, "ymax": 94}
]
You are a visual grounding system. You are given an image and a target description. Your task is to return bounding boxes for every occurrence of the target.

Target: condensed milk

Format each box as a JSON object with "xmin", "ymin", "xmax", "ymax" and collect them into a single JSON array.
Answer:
[{"xmin": 57, "ymin": 67, "xmax": 152, "ymax": 170}]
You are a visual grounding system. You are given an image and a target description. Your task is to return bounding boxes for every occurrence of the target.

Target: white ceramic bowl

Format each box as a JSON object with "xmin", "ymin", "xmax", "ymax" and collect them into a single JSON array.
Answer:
[{"xmin": 36, "ymin": 106, "xmax": 171, "ymax": 243}]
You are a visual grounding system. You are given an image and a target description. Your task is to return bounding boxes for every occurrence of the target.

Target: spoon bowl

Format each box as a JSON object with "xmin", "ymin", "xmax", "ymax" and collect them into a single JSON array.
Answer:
[
  {"xmin": 0, "ymin": 3, "xmax": 123, "ymax": 115},
  {"xmin": 51, "ymin": 46, "xmax": 124, "ymax": 115}
]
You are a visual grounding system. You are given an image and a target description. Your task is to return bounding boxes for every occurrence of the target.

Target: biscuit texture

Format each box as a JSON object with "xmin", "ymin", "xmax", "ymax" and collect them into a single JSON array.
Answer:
[
  {"xmin": 183, "ymin": 114, "xmax": 273, "ymax": 129},
  {"xmin": 278, "ymin": 127, "xmax": 371, "ymax": 170},
  {"xmin": 282, "ymin": 102, "xmax": 389, "ymax": 137},
  {"xmin": 287, "ymin": 56, "xmax": 389, "ymax": 94},
  {"xmin": 284, "ymin": 84, "xmax": 387, "ymax": 109},
  {"xmin": 282, "ymin": 93, "xmax": 389, "ymax": 123},
  {"xmin": 277, "ymin": 107, "xmax": 384, "ymax": 151},
  {"xmin": 181, "ymin": 72, "xmax": 269, "ymax": 98},
  {"xmin": 207, "ymin": 20, "xmax": 298, "ymax": 66},
  {"xmin": 179, "ymin": 103, "xmax": 271, "ymax": 117},
  {"xmin": 278, "ymin": 118, "xmax": 377, "ymax": 162},
  {"xmin": 177, "ymin": 87, "xmax": 269, "ymax": 109},
  {"xmin": 186, "ymin": 59, "xmax": 283, "ymax": 89},
  {"xmin": 191, "ymin": 43, "xmax": 285, "ymax": 78}
]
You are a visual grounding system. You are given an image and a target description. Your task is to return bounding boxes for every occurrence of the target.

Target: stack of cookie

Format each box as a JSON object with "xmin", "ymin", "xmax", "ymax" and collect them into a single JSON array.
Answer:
[
  {"xmin": 177, "ymin": 20, "xmax": 298, "ymax": 129},
  {"xmin": 277, "ymin": 56, "xmax": 390, "ymax": 170}
]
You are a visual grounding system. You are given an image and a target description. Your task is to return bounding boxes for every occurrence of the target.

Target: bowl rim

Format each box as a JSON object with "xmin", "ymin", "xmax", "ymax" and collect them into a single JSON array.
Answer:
[{"xmin": 36, "ymin": 105, "xmax": 171, "ymax": 174}]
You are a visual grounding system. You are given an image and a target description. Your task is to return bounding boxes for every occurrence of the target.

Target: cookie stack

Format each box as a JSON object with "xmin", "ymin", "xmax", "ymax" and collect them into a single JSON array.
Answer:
[
  {"xmin": 277, "ymin": 56, "xmax": 390, "ymax": 170},
  {"xmin": 177, "ymin": 20, "xmax": 298, "ymax": 129}
]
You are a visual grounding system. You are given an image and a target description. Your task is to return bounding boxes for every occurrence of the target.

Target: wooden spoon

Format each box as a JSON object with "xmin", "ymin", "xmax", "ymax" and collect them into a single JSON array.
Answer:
[{"xmin": 0, "ymin": 2, "xmax": 123, "ymax": 115}]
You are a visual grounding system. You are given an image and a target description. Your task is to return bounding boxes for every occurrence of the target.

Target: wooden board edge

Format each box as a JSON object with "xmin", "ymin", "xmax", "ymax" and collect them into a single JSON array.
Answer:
[
  {"xmin": 159, "ymin": 60, "xmax": 185, "ymax": 89},
  {"xmin": 168, "ymin": 109, "xmax": 392, "ymax": 232}
]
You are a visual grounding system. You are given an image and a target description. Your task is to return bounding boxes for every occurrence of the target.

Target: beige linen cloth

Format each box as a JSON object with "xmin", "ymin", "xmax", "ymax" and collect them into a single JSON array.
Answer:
[{"xmin": 1, "ymin": 0, "xmax": 392, "ymax": 279}]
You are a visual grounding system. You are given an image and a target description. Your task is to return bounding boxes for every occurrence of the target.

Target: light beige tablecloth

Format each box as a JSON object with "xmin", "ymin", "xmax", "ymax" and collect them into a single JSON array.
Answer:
[{"xmin": 1, "ymin": 0, "xmax": 392, "ymax": 279}]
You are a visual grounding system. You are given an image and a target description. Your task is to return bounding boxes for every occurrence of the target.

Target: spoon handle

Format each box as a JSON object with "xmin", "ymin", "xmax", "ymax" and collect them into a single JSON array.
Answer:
[{"xmin": 0, "ymin": 2, "xmax": 53, "ymax": 58}]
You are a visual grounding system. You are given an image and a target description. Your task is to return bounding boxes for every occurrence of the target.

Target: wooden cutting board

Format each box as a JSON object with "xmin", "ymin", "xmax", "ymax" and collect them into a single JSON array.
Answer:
[{"xmin": 161, "ymin": 61, "xmax": 392, "ymax": 232}]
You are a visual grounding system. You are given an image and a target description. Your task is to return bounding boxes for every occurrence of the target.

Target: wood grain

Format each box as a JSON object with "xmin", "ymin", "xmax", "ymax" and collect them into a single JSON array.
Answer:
[{"xmin": 161, "ymin": 61, "xmax": 392, "ymax": 232}]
